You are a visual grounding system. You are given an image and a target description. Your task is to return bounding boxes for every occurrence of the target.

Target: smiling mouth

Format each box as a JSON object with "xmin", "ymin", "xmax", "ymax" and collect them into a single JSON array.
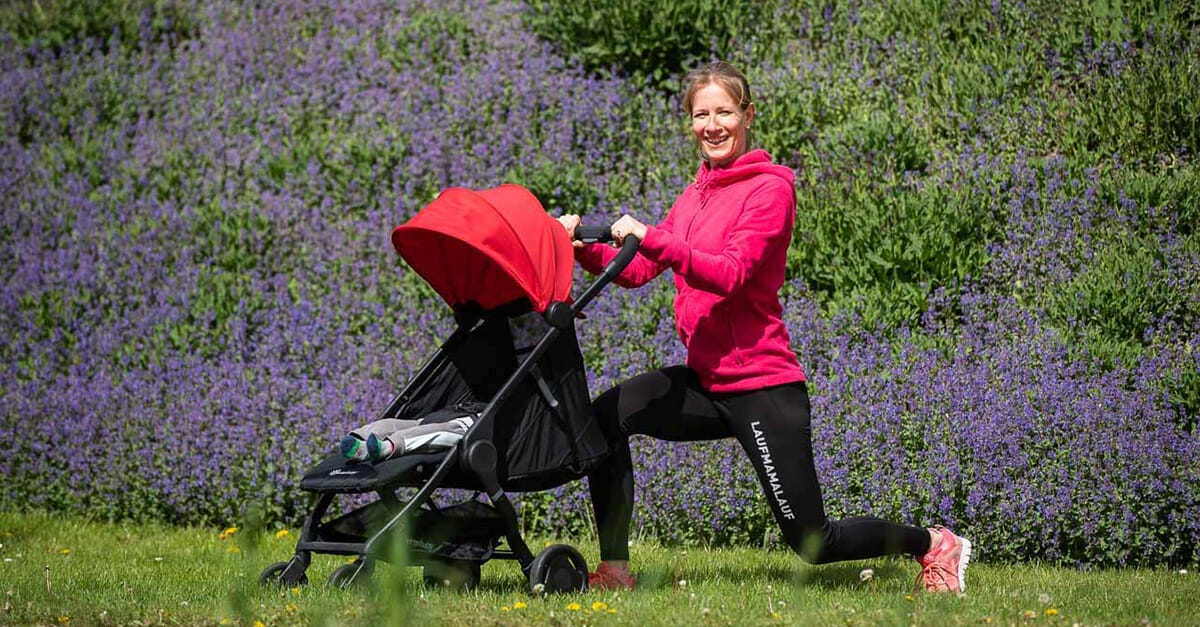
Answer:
[{"xmin": 704, "ymin": 136, "xmax": 730, "ymax": 147}]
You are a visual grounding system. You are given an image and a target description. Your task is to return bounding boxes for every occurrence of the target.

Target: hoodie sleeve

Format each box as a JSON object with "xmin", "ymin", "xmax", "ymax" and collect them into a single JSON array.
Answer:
[
  {"xmin": 574, "ymin": 245, "xmax": 669, "ymax": 288},
  {"xmin": 637, "ymin": 178, "xmax": 793, "ymax": 296}
]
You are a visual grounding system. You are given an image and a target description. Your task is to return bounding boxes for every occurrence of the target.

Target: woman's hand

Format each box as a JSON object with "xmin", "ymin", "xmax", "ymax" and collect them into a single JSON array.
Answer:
[
  {"xmin": 557, "ymin": 214, "xmax": 585, "ymax": 248},
  {"xmin": 611, "ymin": 214, "xmax": 648, "ymax": 246}
]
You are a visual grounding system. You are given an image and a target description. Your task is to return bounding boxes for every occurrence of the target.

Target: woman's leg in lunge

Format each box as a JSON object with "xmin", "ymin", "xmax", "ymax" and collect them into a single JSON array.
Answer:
[
  {"xmin": 586, "ymin": 366, "xmax": 728, "ymax": 588},
  {"xmin": 724, "ymin": 382, "xmax": 933, "ymax": 564}
]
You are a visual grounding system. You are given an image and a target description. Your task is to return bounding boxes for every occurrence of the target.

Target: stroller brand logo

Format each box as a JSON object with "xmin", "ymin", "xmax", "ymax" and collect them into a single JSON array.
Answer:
[
  {"xmin": 750, "ymin": 421, "xmax": 794, "ymax": 520},
  {"xmin": 329, "ymin": 468, "xmax": 360, "ymax": 476}
]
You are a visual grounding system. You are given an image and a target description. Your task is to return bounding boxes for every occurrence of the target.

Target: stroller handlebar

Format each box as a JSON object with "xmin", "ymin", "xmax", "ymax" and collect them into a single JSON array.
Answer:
[
  {"xmin": 573, "ymin": 225, "xmax": 614, "ymax": 244},
  {"xmin": 569, "ymin": 224, "xmax": 640, "ymax": 316},
  {"xmin": 572, "ymin": 224, "xmax": 640, "ymax": 268}
]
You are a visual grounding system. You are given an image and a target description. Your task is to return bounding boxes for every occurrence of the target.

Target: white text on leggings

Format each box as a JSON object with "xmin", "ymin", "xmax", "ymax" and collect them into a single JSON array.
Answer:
[{"xmin": 750, "ymin": 421, "xmax": 795, "ymax": 520}]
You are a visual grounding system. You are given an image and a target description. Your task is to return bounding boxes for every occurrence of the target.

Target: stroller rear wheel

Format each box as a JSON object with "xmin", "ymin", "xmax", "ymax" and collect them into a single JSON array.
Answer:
[
  {"xmin": 528, "ymin": 544, "xmax": 588, "ymax": 593},
  {"xmin": 422, "ymin": 559, "xmax": 481, "ymax": 590}
]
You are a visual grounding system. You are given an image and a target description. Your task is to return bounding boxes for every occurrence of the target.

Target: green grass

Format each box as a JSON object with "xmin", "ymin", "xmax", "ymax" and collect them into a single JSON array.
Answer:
[{"xmin": 1, "ymin": 511, "xmax": 1197, "ymax": 626}]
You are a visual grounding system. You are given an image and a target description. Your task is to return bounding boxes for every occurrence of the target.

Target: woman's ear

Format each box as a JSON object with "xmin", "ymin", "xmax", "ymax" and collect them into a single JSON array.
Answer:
[{"xmin": 744, "ymin": 102, "xmax": 756, "ymax": 128}]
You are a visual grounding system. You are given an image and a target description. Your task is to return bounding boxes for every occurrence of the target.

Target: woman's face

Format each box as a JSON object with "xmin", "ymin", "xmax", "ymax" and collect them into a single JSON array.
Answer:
[{"xmin": 690, "ymin": 82, "xmax": 754, "ymax": 168}]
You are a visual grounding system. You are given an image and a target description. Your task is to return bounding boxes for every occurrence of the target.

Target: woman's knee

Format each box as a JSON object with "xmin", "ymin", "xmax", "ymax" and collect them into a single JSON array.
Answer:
[{"xmin": 781, "ymin": 520, "xmax": 838, "ymax": 565}]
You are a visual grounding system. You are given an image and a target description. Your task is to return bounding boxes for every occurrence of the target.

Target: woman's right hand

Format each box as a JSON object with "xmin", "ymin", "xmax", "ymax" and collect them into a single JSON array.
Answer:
[{"xmin": 557, "ymin": 214, "xmax": 585, "ymax": 248}]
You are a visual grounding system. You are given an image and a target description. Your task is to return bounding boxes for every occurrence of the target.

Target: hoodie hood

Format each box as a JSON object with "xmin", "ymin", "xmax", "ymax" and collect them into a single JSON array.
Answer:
[{"xmin": 696, "ymin": 149, "xmax": 796, "ymax": 190}]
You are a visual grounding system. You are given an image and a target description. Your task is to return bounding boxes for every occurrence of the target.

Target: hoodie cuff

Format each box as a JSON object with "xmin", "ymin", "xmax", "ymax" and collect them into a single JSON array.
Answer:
[{"xmin": 640, "ymin": 225, "xmax": 684, "ymax": 267}]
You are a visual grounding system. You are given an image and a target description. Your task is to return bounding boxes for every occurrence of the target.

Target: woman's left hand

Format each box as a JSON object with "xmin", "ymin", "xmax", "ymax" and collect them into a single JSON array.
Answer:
[{"xmin": 611, "ymin": 214, "xmax": 648, "ymax": 246}]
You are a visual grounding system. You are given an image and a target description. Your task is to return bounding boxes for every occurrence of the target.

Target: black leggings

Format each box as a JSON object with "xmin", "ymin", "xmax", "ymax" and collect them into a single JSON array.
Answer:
[{"xmin": 588, "ymin": 366, "xmax": 932, "ymax": 563}]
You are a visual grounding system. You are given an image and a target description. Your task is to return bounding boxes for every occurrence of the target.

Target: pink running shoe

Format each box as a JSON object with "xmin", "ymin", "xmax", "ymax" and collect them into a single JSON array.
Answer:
[
  {"xmin": 588, "ymin": 561, "xmax": 637, "ymax": 591},
  {"xmin": 918, "ymin": 526, "xmax": 972, "ymax": 593}
]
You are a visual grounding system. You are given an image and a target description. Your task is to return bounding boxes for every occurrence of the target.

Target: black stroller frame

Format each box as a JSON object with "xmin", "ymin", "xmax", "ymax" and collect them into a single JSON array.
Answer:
[{"xmin": 260, "ymin": 227, "xmax": 637, "ymax": 593}]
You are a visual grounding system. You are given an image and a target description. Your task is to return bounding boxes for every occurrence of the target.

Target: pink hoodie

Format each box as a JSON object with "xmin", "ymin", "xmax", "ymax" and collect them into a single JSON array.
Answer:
[{"xmin": 576, "ymin": 149, "xmax": 805, "ymax": 392}]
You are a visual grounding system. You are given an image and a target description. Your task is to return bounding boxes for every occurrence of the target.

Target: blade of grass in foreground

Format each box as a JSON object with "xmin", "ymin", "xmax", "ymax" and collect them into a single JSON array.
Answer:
[{"xmin": 0, "ymin": 511, "xmax": 1196, "ymax": 625}]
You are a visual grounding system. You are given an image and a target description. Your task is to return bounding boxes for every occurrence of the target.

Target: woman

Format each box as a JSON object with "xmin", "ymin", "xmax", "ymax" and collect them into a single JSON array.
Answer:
[{"xmin": 557, "ymin": 61, "xmax": 972, "ymax": 593}]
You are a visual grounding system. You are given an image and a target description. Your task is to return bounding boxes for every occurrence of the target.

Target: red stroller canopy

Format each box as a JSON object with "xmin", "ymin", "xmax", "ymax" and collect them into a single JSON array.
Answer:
[{"xmin": 391, "ymin": 184, "xmax": 574, "ymax": 313}]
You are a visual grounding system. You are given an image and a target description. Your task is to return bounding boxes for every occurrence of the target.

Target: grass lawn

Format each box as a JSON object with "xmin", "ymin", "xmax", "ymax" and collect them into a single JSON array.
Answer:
[{"xmin": 1, "ymin": 510, "xmax": 1196, "ymax": 626}]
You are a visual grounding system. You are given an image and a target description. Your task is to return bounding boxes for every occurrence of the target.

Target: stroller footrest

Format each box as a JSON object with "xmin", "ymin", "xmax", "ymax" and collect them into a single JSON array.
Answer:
[{"xmin": 300, "ymin": 450, "xmax": 452, "ymax": 493}]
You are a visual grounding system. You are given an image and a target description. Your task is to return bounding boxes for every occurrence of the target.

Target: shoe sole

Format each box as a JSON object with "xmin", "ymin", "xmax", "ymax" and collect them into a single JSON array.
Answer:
[{"xmin": 957, "ymin": 537, "xmax": 972, "ymax": 593}]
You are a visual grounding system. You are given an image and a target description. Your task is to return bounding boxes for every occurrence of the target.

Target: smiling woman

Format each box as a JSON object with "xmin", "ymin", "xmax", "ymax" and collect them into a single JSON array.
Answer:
[{"xmin": 557, "ymin": 60, "xmax": 971, "ymax": 594}]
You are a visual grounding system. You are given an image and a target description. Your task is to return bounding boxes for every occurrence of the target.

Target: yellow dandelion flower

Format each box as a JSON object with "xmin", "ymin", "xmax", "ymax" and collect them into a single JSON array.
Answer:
[
  {"xmin": 254, "ymin": 621, "xmax": 266, "ymax": 627},
  {"xmin": 592, "ymin": 601, "xmax": 608, "ymax": 612},
  {"xmin": 290, "ymin": 587, "xmax": 301, "ymax": 595},
  {"xmin": 1045, "ymin": 608, "xmax": 1059, "ymax": 617},
  {"xmin": 57, "ymin": 616, "xmax": 70, "ymax": 624},
  {"xmin": 566, "ymin": 602, "xmax": 581, "ymax": 611},
  {"xmin": 1022, "ymin": 610, "xmax": 1037, "ymax": 619},
  {"xmin": 771, "ymin": 611, "xmax": 782, "ymax": 620},
  {"xmin": 501, "ymin": 606, "xmax": 511, "ymax": 612},
  {"xmin": 513, "ymin": 601, "xmax": 528, "ymax": 609},
  {"xmin": 275, "ymin": 529, "xmax": 291, "ymax": 539},
  {"xmin": 59, "ymin": 549, "xmax": 71, "ymax": 556},
  {"xmin": 285, "ymin": 604, "xmax": 298, "ymax": 614},
  {"xmin": 904, "ymin": 594, "xmax": 915, "ymax": 602}
]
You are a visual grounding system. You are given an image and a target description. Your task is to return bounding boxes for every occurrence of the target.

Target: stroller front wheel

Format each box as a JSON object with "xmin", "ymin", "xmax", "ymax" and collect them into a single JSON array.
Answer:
[
  {"xmin": 329, "ymin": 559, "xmax": 373, "ymax": 589},
  {"xmin": 259, "ymin": 560, "xmax": 309, "ymax": 587},
  {"xmin": 528, "ymin": 544, "xmax": 588, "ymax": 593}
]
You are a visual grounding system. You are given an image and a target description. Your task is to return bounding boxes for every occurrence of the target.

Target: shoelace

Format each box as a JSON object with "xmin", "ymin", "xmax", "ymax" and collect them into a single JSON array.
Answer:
[{"xmin": 917, "ymin": 561, "xmax": 954, "ymax": 592}]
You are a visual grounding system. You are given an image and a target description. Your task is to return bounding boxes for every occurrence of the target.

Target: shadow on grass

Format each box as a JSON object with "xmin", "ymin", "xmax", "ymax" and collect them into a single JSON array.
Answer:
[
  {"xmin": 467, "ymin": 562, "xmax": 915, "ymax": 594},
  {"xmin": 354, "ymin": 556, "xmax": 915, "ymax": 596},
  {"xmin": 651, "ymin": 561, "xmax": 913, "ymax": 591}
]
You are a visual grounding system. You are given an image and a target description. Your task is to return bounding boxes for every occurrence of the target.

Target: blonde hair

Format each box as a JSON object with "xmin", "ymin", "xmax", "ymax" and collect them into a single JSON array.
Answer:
[{"xmin": 682, "ymin": 61, "xmax": 753, "ymax": 116}]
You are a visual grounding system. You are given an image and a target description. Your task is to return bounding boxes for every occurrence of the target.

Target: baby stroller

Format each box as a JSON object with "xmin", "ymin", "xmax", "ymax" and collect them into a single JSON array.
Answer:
[{"xmin": 259, "ymin": 184, "xmax": 637, "ymax": 593}]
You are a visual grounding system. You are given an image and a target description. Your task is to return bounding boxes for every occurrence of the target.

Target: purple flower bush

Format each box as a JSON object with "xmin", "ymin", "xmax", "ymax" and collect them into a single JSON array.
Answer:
[{"xmin": 2, "ymin": 0, "xmax": 1197, "ymax": 568}]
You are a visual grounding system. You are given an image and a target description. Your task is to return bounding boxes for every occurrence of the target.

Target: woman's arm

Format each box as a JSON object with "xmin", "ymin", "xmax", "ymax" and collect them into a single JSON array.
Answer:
[
  {"xmin": 638, "ymin": 180, "xmax": 793, "ymax": 296},
  {"xmin": 575, "ymin": 238, "xmax": 669, "ymax": 289},
  {"xmin": 572, "ymin": 209, "xmax": 678, "ymax": 288}
]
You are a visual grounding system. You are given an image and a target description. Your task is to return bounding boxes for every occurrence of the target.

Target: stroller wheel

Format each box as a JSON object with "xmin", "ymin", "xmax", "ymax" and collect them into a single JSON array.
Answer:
[
  {"xmin": 422, "ymin": 559, "xmax": 481, "ymax": 591},
  {"xmin": 329, "ymin": 559, "xmax": 373, "ymax": 589},
  {"xmin": 529, "ymin": 544, "xmax": 588, "ymax": 594},
  {"xmin": 259, "ymin": 560, "xmax": 309, "ymax": 587}
]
